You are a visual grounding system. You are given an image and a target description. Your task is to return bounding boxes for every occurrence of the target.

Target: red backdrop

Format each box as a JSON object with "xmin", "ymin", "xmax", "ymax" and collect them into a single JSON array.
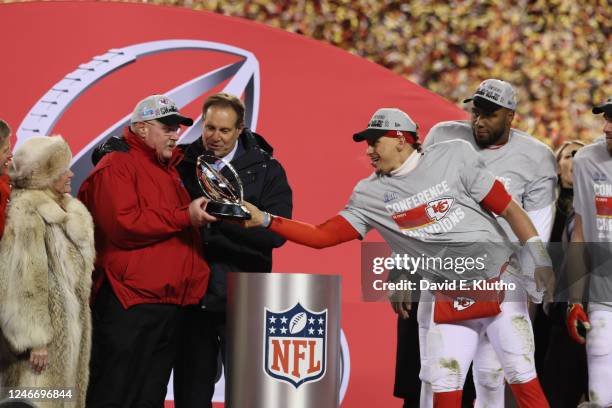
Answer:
[{"xmin": 0, "ymin": 2, "xmax": 468, "ymax": 406}]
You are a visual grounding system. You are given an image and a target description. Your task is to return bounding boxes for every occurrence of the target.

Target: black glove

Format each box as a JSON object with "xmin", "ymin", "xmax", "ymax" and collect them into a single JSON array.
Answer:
[{"xmin": 91, "ymin": 136, "xmax": 130, "ymax": 165}]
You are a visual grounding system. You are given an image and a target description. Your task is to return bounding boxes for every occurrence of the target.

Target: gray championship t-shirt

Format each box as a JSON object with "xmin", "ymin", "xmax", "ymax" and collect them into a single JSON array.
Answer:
[
  {"xmin": 572, "ymin": 138, "xmax": 612, "ymax": 310},
  {"xmin": 424, "ymin": 121, "xmax": 557, "ymax": 240},
  {"xmin": 340, "ymin": 139, "xmax": 518, "ymax": 283}
]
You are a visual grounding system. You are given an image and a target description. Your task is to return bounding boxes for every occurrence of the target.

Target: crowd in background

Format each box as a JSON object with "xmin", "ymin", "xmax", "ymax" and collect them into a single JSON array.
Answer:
[{"xmin": 142, "ymin": 0, "xmax": 610, "ymax": 146}]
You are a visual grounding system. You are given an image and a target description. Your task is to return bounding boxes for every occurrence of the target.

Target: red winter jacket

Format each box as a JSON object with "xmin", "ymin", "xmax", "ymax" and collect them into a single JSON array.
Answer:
[
  {"xmin": 0, "ymin": 174, "xmax": 10, "ymax": 239},
  {"xmin": 78, "ymin": 128, "xmax": 209, "ymax": 308}
]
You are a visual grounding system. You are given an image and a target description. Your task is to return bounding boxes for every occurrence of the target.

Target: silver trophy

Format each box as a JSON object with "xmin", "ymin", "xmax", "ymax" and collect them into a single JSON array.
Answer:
[{"xmin": 196, "ymin": 154, "xmax": 251, "ymax": 220}]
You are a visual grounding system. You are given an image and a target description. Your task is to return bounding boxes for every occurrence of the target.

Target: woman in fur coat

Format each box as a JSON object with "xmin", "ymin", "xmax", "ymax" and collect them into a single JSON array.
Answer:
[{"xmin": 0, "ymin": 136, "xmax": 95, "ymax": 407}]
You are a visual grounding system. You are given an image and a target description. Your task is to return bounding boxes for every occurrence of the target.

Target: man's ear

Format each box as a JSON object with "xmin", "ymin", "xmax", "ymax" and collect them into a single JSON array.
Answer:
[
  {"xmin": 133, "ymin": 122, "xmax": 147, "ymax": 137},
  {"xmin": 506, "ymin": 110, "xmax": 515, "ymax": 126}
]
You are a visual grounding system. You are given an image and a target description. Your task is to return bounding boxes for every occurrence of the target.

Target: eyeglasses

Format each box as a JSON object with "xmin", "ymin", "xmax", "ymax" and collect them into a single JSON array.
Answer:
[{"xmin": 144, "ymin": 120, "xmax": 181, "ymax": 135}]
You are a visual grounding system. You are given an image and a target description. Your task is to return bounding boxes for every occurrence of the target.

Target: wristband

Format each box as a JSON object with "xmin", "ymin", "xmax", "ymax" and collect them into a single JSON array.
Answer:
[
  {"xmin": 261, "ymin": 212, "xmax": 272, "ymax": 228},
  {"xmin": 525, "ymin": 236, "xmax": 552, "ymax": 268}
]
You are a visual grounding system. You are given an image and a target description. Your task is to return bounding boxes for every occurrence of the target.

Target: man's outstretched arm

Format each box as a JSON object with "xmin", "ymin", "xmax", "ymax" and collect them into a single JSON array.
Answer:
[{"xmin": 242, "ymin": 202, "xmax": 360, "ymax": 248}]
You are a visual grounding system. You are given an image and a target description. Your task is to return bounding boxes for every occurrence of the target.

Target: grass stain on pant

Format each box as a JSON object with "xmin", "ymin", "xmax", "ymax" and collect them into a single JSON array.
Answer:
[{"xmin": 439, "ymin": 358, "xmax": 462, "ymax": 389}]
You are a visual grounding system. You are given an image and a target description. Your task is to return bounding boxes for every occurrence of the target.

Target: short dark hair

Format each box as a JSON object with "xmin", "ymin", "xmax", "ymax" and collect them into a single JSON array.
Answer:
[
  {"xmin": 0, "ymin": 119, "xmax": 11, "ymax": 143},
  {"xmin": 202, "ymin": 93, "xmax": 245, "ymax": 128},
  {"xmin": 408, "ymin": 132, "xmax": 422, "ymax": 152}
]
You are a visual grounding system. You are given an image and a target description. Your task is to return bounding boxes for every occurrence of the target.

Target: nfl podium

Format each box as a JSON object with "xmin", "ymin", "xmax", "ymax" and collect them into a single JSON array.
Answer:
[{"xmin": 226, "ymin": 272, "xmax": 341, "ymax": 408}]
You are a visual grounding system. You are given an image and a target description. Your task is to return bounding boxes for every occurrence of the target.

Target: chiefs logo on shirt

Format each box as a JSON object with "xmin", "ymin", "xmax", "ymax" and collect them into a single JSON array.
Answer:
[
  {"xmin": 426, "ymin": 198, "xmax": 454, "ymax": 221},
  {"xmin": 392, "ymin": 197, "xmax": 454, "ymax": 230}
]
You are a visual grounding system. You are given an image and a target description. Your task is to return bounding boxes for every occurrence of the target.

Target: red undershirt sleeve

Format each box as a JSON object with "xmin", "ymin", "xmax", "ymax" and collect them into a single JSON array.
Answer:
[
  {"xmin": 481, "ymin": 179, "xmax": 512, "ymax": 215},
  {"xmin": 269, "ymin": 215, "xmax": 361, "ymax": 249}
]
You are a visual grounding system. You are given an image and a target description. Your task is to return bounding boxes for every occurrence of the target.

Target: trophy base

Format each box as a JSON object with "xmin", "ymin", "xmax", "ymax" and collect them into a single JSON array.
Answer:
[{"xmin": 207, "ymin": 201, "xmax": 252, "ymax": 220}]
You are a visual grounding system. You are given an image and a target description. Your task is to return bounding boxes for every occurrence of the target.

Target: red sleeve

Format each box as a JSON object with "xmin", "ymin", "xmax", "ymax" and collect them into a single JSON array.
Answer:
[
  {"xmin": 269, "ymin": 215, "xmax": 360, "ymax": 249},
  {"xmin": 481, "ymin": 179, "xmax": 512, "ymax": 215},
  {"xmin": 78, "ymin": 161, "xmax": 191, "ymax": 249}
]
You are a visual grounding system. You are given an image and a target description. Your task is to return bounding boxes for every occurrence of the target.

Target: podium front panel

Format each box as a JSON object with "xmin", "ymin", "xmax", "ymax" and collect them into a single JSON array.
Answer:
[{"xmin": 226, "ymin": 272, "xmax": 341, "ymax": 408}]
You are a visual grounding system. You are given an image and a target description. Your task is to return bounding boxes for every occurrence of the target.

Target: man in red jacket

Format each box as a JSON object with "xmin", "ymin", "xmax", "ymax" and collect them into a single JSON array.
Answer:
[
  {"xmin": 0, "ymin": 119, "xmax": 12, "ymax": 240},
  {"xmin": 79, "ymin": 95, "xmax": 217, "ymax": 407}
]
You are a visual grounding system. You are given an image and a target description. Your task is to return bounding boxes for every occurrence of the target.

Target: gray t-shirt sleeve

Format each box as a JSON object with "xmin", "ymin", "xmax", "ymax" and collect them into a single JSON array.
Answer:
[
  {"xmin": 339, "ymin": 184, "xmax": 372, "ymax": 238},
  {"xmin": 572, "ymin": 156, "xmax": 588, "ymax": 217},
  {"xmin": 459, "ymin": 146, "xmax": 497, "ymax": 202},
  {"xmin": 523, "ymin": 150, "xmax": 557, "ymax": 211},
  {"xmin": 423, "ymin": 126, "xmax": 439, "ymax": 148}
]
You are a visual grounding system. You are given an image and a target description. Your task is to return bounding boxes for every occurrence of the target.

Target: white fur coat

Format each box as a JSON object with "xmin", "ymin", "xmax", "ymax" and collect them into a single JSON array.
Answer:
[{"xmin": 0, "ymin": 189, "xmax": 95, "ymax": 407}]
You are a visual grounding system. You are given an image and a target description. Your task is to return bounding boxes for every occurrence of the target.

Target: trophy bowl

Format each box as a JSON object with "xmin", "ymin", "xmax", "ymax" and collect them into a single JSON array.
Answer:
[{"xmin": 196, "ymin": 154, "xmax": 251, "ymax": 220}]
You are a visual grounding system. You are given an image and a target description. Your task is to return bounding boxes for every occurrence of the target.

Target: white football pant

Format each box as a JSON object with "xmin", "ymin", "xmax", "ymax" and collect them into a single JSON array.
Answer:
[
  {"xmin": 586, "ymin": 308, "xmax": 612, "ymax": 407},
  {"xmin": 418, "ymin": 275, "xmax": 536, "ymax": 405}
]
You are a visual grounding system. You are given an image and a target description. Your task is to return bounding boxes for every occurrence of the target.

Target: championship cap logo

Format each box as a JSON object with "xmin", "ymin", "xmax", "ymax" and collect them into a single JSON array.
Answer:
[
  {"xmin": 353, "ymin": 107, "xmax": 417, "ymax": 142},
  {"xmin": 463, "ymin": 78, "xmax": 517, "ymax": 111},
  {"xmin": 264, "ymin": 303, "xmax": 327, "ymax": 388}
]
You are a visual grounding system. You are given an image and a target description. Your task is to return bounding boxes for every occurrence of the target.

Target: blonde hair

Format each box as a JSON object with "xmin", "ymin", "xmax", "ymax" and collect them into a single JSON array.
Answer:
[{"xmin": 555, "ymin": 140, "xmax": 585, "ymax": 164}]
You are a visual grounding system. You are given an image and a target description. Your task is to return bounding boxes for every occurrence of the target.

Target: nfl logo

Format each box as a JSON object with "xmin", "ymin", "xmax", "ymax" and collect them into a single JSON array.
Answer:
[{"xmin": 264, "ymin": 303, "xmax": 327, "ymax": 388}]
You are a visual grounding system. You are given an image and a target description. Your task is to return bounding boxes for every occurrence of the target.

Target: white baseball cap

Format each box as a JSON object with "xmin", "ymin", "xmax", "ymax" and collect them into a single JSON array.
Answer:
[
  {"xmin": 464, "ymin": 79, "xmax": 517, "ymax": 111},
  {"xmin": 130, "ymin": 94, "xmax": 194, "ymax": 126},
  {"xmin": 593, "ymin": 97, "xmax": 612, "ymax": 115},
  {"xmin": 353, "ymin": 108, "xmax": 418, "ymax": 142}
]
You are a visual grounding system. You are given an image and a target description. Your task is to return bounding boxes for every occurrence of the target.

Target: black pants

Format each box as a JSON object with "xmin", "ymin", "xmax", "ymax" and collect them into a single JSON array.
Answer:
[
  {"xmin": 539, "ymin": 303, "xmax": 588, "ymax": 407},
  {"xmin": 86, "ymin": 283, "xmax": 181, "ymax": 408},
  {"xmin": 173, "ymin": 307, "xmax": 226, "ymax": 408},
  {"xmin": 461, "ymin": 369, "xmax": 476, "ymax": 407},
  {"xmin": 393, "ymin": 303, "xmax": 421, "ymax": 407}
]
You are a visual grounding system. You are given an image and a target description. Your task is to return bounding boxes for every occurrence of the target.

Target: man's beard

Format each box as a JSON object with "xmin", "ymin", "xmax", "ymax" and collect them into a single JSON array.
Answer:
[{"xmin": 473, "ymin": 127, "xmax": 506, "ymax": 149}]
